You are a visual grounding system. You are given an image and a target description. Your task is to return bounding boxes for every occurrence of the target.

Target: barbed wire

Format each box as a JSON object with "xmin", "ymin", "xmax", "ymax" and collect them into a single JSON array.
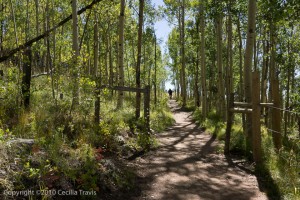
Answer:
[
  {"xmin": 265, "ymin": 105, "xmax": 300, "ymax": 116},
  {"xmin": 266, "ymin": 128, "xmax": 282, "ymax": 135}
]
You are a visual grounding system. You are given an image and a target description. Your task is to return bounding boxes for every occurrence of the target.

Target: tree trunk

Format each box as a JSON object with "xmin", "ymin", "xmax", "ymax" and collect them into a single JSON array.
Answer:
[
  {"xmin": 181, "ymin": 0, "xmax": 187, "ymax": 107},
  {"xmin": 103, "ymin": 34, "xmax": 108, "ymax": 84},
  {"xmin": 72, "ymin": 0, "xmax": 80, "ymax": 106},
  {"xmin": 135, "ymin": 0, "xmax": 144, "ymax": 119},
  {"xmin": 94, "ymin": 13, "xmax": 100, "ymax": 124},
  {"xmin": 117, "ymin": 0, "xmax": 125, "ymax": 109},
  {"xmin": 195, "ymin": 45, "xmax": 200, "ymax": 107},
  {"xmin": 261, "ymin": 34, "xmax": 269, "ymax": 124},
  {"xmin": 178, "ymin": 10, "xmax": 183, "ymax": 99},
  {"xmin": 272, "ymin": 79, "xmax": 282, "ymax": 151},
  {"xmin": 175, "ymin": 63, "xmax": 180, "ymax": 99},
  {"xmin": 154, "ymin": 34, "xmax": 157, "ymax": 105},
  {"xmin": 193, "ymin": 22, "xmax": 200, "ymax": 107},
  {"xmin": 0, "ymin": 3, "xmax": 3, "ymax": 57},
  {"xmin": 51, "ymin": 0, "xmax": 57, "ymax": 103},
  {"xmin": 26, "ymin": 0, "xmax": 30, "ymax": 42},
  {"xmin": 237, "ymin": 15, "xmax": 245, "ymax": 131},
  {"xmin": 269, "ymin": 20, "xmax": 282, "ymax": 151},
  {"xmin": 33, "ymin": 0, "xmax": 38, "ymax": 79},
  {"xmin": 227, "ymin": 1, "xmax": 233, "ymax": 97},
  {"xmin": 46, "ymin": 0, "xmax": 55, "ymax": 101},
  {"xmin": 22, "ymin": 47, "xmax": 32, "ymax": 109},
  {"xmin": 216, "ymin": 15, "xmax": 225, "ymax": 120},
  {"xmin": 243, "ymin": 0, "xmax": 256, "ymax": 156},
  {"xmin": 35, "ymin": 0, "xmax": 39, "ymax": 36},
  {"xmin": 284, "ymin": 29, "xmax": 293, "ymax": 138},
  {"xmin": 108, "ymin": 22, "xmax": 114, "ymax": 91},
  {"xmin": 9, "ymin": 0, "xmax": 19, "ymax": 47},
  {"xmin": 200, "ymin": 0, "xmax": 207, "ymax": 115}
]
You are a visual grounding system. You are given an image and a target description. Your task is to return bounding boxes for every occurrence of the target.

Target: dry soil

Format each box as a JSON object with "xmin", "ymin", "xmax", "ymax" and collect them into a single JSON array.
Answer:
[{"xmin": 131, "ymin": 100, "xmax": 268, "ymax": 200}]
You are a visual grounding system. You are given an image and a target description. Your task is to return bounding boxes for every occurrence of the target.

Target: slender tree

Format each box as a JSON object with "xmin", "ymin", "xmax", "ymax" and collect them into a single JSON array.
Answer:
[
  {"xmin": 94, "ymin": 13, "xmax": 100, "ymax": 124},
  {"xmin": 117, "ymin": 0, "xmax": 126, "ymax": 109},
  {"xmin": 154, "ymin": 33, "xmax": 157, "ymax": 105},
  {"xmin": 71, "ymin": 0, "xmax": 80, "ymax": 106},
  {"xmin": 269, "ymin": 18, "xmax": 282, "ymax": 151},
  {"xmin": 181, "ymin": 0, "xmax": 187, "ymax": 107},
  {"xmin": 200, "ymin": 0, "xmax": 207, "ymax": 117},
  {"xmin": 243, "ymin": 0, "xmax": 257, "ymax": 154},
  {"xmin": 135, "ymin": 0, "xmax": 144, "ymax": 119},
  {"xmin": 216, "ymin": 10, "xmax": 225, "ymax": 120}
]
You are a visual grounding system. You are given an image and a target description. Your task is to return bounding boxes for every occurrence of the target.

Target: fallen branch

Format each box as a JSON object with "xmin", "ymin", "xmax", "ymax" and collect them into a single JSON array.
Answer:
[
  {"xmin": 31, "ymin": 72, "xmax": 50, "ymax": 78},
  {"xmin": 0, "ymin": 0, "xmax": 102, "ymax": 63}
]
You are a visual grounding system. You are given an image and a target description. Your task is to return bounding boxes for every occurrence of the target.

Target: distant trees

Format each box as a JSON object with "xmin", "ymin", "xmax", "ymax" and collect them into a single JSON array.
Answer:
[
  {"xmin": 164, "ymin": 0, "xmax": 187, "ymax": 107},
  {"xmin": 165, "ymin": 0, "xmax": 300, "ymax": 158},
  {"xmin": 0, "ymin": 0, "xmax": 166, "ymax": 123},
  {"xmin": 1, "ymin": 0, "xmax": 300, "ymax": 147}
]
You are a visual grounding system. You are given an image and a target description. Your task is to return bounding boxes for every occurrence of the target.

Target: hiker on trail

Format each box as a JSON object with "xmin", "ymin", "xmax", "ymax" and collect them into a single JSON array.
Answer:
[{"xmin": 168, "ymin": 89, "xmax": 173, "ymax": 99}]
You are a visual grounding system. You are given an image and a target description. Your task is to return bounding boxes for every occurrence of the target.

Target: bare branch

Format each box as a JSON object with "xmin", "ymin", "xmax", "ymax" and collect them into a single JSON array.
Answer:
[{"xmin": 0, "ymin": 0, "xmax": 102, "ymax": 63}]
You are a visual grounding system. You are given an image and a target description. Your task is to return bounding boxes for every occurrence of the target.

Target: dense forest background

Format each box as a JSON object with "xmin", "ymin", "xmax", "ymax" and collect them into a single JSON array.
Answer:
[{"xmin": 0, "ymin": 0, "xmax": 300, "ymax": 199}]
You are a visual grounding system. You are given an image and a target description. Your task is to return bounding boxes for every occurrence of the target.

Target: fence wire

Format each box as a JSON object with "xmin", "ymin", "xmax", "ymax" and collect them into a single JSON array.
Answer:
[{"xmin": 265, "ymin": 105, "xmax": 300, "ymax": 116}]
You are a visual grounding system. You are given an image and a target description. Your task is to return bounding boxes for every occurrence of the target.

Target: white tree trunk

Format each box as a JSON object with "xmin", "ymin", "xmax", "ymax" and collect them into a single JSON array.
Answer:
[
  {"xmin": 181, "ymin": 0, "xmax": 187, "ymax": 107},
  {"xmin": 216, "ymin": 15, "xmax": 225, "ymax": 120},
  {"xmin": 72, "ymin": 0, "xmax": 80, "ymax": 106},
  {"xmin": 117, "ymin": 0, "xmax": 125, "ymax": 109},
  {"xmin": 200, "ymin": 0, "xmax": 207, "ymax": 117},
  {"xmin": 243, "ymin": 0, "xmax": 257, "ymax": 152},
  {"xmin": 135, "ymin": 0, "xmax": 144, "ymax": 119}
]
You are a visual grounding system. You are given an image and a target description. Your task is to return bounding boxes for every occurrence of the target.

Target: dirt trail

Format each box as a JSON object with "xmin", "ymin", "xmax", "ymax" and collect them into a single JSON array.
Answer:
[{"xmin": 131, "ymin": 100, "xmax": 268, "ymax": 200}]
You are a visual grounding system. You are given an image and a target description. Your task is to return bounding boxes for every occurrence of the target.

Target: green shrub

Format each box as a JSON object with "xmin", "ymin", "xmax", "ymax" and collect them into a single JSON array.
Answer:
[{"xmin": 150, "ymin": 97, "xmax": 175, "ymax": 132}]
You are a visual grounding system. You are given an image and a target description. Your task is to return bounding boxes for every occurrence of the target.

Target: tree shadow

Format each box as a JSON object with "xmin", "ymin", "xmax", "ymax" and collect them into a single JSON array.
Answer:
[
  {"xmin": 125, "ymin": 123, "xmax": 268, "ymax": 199},
  {"xmin": 225, "ymin": 154, "xmax": 281, "ymax": 200},
  {"xmin": 122, "ymin": 101, "xmax": 270, "ymax": 200},
  {"xmin": 255, "ymin": 164, "xmax": 281, "ymax": 200}
]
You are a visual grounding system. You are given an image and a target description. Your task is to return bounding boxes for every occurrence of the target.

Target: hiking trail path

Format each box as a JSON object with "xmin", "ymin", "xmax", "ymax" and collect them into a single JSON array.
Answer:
[{"xmin": 131, "ymin": 100, "xmax": 268, "ymax": 200}]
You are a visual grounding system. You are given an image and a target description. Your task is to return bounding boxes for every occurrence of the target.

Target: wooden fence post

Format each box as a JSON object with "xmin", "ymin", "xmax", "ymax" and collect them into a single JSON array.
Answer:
[
  {"xmin": 144, "ymin": 85, "xmax": 150, "ymax": 132},
  {"xmin": 225, "ymin": 93, "xmax": 234, "ymax": 154},
  {"xmin": 272, "ymin": 79, "xmax": 282, "ymax": 150},
  {"xmin": 252, "ymin": 71, "xmax": 262, "ymax": 164}
]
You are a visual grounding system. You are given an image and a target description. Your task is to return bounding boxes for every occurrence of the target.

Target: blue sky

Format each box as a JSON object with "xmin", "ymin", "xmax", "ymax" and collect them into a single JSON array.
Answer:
[
  {"xmin": 152, "ymin": 0, "xmax": 174, "ymax": 90},
  {"xmin": 152, "ymin": 0, "xmax": 172, "ymax": 51}
]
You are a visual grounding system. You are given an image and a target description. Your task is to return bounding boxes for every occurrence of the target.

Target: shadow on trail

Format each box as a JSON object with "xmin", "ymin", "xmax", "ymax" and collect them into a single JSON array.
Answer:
[
  {"xmin": 255, "ymin": 165, "xmax": 281, "ymax": 200},
  {"xmin": 225, "ymin": 155, "xmax": 281, "ymax": 200},
  {"xmin": 127, "ymin": 100, "xmax": 268, "ymax": 200}
]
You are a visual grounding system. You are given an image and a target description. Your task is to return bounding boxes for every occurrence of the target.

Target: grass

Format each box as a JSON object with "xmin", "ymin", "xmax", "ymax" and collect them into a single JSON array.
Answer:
[
  {"xmin": 263, "ymin": 131, "xmax": 300, "ymax": 200},
  {"xmin": 150, "ymin": 97, "xmax": 175, "ymax": 132}
]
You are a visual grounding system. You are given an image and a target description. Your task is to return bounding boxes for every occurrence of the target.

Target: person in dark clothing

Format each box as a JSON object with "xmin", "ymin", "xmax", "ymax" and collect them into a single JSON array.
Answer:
[{"xmin": 168, "ymin": 89, "xmax": 173, "ymax": 99}]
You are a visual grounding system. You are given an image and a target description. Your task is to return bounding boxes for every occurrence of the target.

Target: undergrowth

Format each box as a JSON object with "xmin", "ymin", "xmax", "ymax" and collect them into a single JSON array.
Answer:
[{"xmin": 0, "ymin": 75, "xmax": 174, "ymax": 199}]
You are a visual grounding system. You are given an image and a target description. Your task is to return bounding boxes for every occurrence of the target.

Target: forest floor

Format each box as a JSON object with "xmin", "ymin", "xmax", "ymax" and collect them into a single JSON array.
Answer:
[{"xmin": 126, "ymin": 100, "xmax": 268, "ymax": 200}]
